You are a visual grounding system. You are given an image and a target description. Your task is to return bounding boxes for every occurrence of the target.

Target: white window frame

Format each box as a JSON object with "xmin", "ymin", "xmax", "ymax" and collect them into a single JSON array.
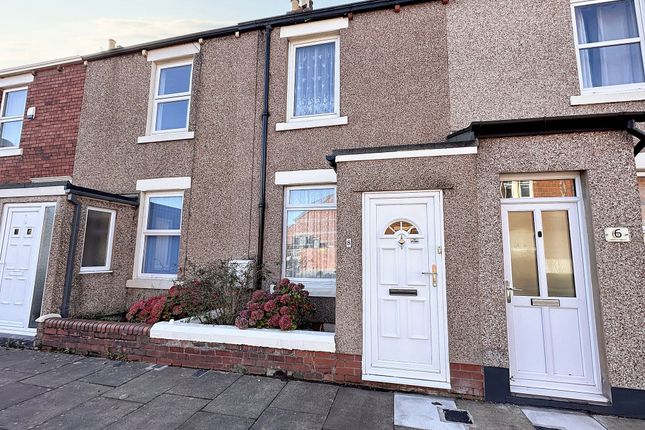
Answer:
[
  {"xmin": 0, "ymin": 86, "xmax": 28, "ymax": 153},
  {"xmin": 151, "ymin": 59, "xmax": 193, "ymax": 134},
  {"xmin": 79, "ymin": 207, "xmax": 116, "ymax": 274},
  {"xmin": 570, "ymin": 0, "xmax": 645, "ymax": 103},
  {"xmin": 282, "ymin": 184, "xmax": 337, "ymax": 297},
  {"xmin": 278, "ymin": 34, "xmax": 346, "ymax": 131},
  {"xmin": 135, "ymin": 191, "xmax": 184, "ymax": 279}
]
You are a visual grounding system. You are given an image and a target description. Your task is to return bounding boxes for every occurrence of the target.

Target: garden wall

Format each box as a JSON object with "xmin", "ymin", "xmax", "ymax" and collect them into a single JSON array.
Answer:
[{"xmin": 37, "ymin": 318, "xmax": 484, "ymax": 398}]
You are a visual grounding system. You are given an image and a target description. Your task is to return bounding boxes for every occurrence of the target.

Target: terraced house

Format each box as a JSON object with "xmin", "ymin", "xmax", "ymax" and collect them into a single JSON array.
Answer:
[{"xmin": 1, "ymin": 0, "xmax": 644, "ymax": 419}]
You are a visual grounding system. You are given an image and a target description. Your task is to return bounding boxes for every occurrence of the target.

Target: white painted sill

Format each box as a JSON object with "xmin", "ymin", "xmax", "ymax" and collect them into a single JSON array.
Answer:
[
  {"xmin": 79, "ymin": 270, "xmax": 113, "ymax": 275},
  {"xmin": 126, "ymin": 278, "xmax": 175, "ymax": 290},
  {"xmin": 0, "ymin": 147, "xmax": 23, "ymax": 157},
  {"xmin": 137, "ymin": 131, "xmax": 195, "ymax": 144},
  {"xmin": 270, "ymin": 283, "xmax": 336, "ymax": 298},
  {"xmin": 150, "ymin": 322, "xmax": 336, "ymax": 352},
  {"xmin": 276, "ymin": 116, "xmax": 348, "ymax": 131},
  {"xmin": 570, "ymin": 90, "xmax": 645, "ymax": 106}
]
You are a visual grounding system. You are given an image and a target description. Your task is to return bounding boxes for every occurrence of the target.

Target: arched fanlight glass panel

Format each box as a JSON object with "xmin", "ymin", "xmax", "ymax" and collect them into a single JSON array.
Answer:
[{"xmin": 384, "ymin": 220, "xmax": 419, "ymax": 235}]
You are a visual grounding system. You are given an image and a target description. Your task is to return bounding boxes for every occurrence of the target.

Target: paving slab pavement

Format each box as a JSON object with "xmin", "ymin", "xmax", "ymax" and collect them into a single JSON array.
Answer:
[
  {"xmin": 203, "ymin": 374, "xmax": 286, "ymax": 419},
  {"xmin": 35, "ymin": 396, "xmax": 141, "ymax": 430},
  {"xmin": 0, "ymin": 348, "xmax": 644, "ymax": 430}
]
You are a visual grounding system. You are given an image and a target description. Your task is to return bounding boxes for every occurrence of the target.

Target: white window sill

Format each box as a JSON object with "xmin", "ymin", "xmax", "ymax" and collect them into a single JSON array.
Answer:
[
  {"xmin": 126, "ymin": 278, "xmax": 175, "ymax": 290},
  {"xmin": 276, "ymin": 116, "xmax": 347, "ymax": 131},
  {"xmin": 570, "ymin": 90, "xmax": 645, "ymax": 106},
  {"xmin": 0, "ymin": 147, "xmax": 23, "ymax": 157},
  {"xmin": 137, "ymin": 131, "xmax": 194, "ymax": 144},
  {"xmin": 79, "ymin": 269, "xmax": 113, "ymax": 275},
  {"xmin": 271, "ymin": 282, "xmax": 336, "ymax": 298},
  {"xmin": 150, "ymin": 322, "xmax": 336, "ymax": 352}
]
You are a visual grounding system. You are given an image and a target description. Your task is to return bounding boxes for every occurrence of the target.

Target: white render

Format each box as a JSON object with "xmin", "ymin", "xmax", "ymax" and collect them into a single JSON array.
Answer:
[
  {"xmin": 0, "ymin": 72, "xmax": 34, "ymax": 89},
  {"xmin": 136, "ymin": 176, "xmax": 191, "ymax": 192},
  {"xmin": 275, "ymin": 169, "xmax": 337, "ymax": 185},
  {"xmin": 150, "ymin": 322, "xmax": 336, "ymax": 352},
  {"xmin": 280, "ymin": 17, "xmax": 349, "ymax": 39},
  {"xmin": 146, "ymin": 42, "xmax": 201, "ymax": 62},
  {"xmin": 0, "ymin": 186, "xmax": 65, "ymax": 198},
  {"xmin": 336, "ymin": 146, "xmax": 477, "ymax": 164}
]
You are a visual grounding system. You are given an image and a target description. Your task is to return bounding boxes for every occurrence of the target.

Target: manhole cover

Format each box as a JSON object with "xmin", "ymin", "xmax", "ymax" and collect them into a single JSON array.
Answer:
[{"xmin": 443, "ymin": 409, "xmax": 473, "ymax": 424}]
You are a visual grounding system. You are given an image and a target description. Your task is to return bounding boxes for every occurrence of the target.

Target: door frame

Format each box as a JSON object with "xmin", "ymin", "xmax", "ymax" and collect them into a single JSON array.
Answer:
[
  {"xmin": 0, "ymin": 202, "xmax": 55, "ymax": 336},
  {"xmin": 500, "ymin": 172, "xmax": 605, "ymax": 403},
  {"xmin": 361, "ymin": 190, "xmax": 450, "ymax": 389}
]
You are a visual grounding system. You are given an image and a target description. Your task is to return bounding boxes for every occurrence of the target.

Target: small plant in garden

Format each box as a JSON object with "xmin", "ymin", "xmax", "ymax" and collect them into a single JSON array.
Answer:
[
  {"xmin": 125, "ymin": 259, "xmax": 265, "ymax": 325},
  {"xmin": 235, "ymin": 278, "xmax": 316, "ymax": 331}
]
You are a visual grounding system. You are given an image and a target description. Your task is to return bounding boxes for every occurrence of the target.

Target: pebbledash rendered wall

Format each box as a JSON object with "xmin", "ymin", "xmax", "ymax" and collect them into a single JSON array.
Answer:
[
  {"xmin": 333, "ymin": 130, "xmax": 645, "ymax": 393},
  {"xmin": 70, "ymin": 1, "xmax": 451, "ymax": 322}
]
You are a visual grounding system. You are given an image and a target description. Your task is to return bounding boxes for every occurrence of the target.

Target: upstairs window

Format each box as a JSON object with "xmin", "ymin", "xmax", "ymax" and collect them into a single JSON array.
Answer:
[
  {"xmin": 153, "ymin": 61, "xmax": 193, "ymax": 133},
  {"xmin": 572, "ymin": 0, "xmax": 645, "ymax": 91},
  {"xmin": 0, "ymin": 88, "xmax": 27, "ymax": 149},
  {"xmin": 291, "ymin": 38, "xmax": 339, "ymax": 119}
]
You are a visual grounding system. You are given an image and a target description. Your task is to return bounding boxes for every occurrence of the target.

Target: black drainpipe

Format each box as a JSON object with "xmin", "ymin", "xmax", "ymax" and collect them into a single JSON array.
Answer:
[
  {"xmin": 627, "ymin": 119, "xmax": 645, "ymax": 155},
  {"xmin": 256, "ymin": 24, "xmax": 272, "ymax": 288},
  {"xmin": 60, "ymin": 193, "xmax": 81, "ymax": 318}
]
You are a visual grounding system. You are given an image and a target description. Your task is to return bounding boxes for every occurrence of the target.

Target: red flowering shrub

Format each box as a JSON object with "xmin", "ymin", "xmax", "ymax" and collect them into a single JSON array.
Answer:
[
  {"xmin": 235, "ymin": 278, "xmax": 315, "ymax": 331},
  {"xmin": 126, "ymin": 259, "xmax": 262, "ymax": 325}
]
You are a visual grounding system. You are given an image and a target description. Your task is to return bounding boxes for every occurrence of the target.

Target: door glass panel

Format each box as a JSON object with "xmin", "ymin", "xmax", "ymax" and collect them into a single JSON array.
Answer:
[
  {"xmin": 500, "ymin": 179, "xmax": 576, "ymax": 198},
  {"xmin": 508, "ymin": 211, "xmax": 540, "ymax": 296},
  {"xmin": 542, "ymin": 211, "xmax": 576, "ymax": 297}
]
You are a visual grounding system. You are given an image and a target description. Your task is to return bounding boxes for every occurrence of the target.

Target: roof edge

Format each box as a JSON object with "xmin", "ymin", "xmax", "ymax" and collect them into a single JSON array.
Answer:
[
  {"xmin": 82, "ymin": 0, "xmax": 437, "ymax": 62},
  {"xmin": 447, "ymin": 112, "xmax": 645, "ymax": 141},
  {"xmin": 326, "ymin": 140, "xmax": 477, "ymax": 169},
  {"xmin": 0, "ymin": 56, "xmax": 83, "ymax": 78}
]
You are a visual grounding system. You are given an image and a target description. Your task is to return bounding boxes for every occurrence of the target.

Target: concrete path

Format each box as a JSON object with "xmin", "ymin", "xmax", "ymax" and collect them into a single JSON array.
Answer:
[{"xmin": 0, "ymin": 348, "xmax": 643, "ymax": 430}]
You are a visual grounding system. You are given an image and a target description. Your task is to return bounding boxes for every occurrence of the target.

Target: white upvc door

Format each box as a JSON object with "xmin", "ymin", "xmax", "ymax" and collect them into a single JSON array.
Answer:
[
  {"xmin": 502, "ymin": 201, "xmax": 604, "ymax": 402},
  {"xmin": 0, "ymin": 204, "xmax": 47, "ymax": 335},
  {"xmin": 362, "ymin": 191, "xmax": 450, "ymax": 389}
]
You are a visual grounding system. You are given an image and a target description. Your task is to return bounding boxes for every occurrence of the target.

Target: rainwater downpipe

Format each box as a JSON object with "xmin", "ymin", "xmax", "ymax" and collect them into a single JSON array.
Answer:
[
  {"xmin": 60, "ymin": 193, "xmax": 81, "ymax": 318},
  {"xmin": 256, "ymin": 24, "xmax": 272, "ymax": 288}
]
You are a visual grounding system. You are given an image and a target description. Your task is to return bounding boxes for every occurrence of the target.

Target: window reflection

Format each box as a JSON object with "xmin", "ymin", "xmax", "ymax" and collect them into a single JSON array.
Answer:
[{"xmin": 500, "ymin": 179, "xmax": 576, "ymax": 199}]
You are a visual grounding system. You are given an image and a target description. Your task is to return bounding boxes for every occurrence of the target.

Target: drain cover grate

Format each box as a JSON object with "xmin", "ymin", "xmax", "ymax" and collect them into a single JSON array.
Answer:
[{"xmin": 443, "ymin": 409, "xmax": 473, "ymax": 424}]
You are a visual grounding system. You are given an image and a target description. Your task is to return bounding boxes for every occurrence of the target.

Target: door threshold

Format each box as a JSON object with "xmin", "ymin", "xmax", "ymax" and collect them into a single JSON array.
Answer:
[
  {"xmin": 363, "ymin": 373, "xmax": 451, "ymax": 390},
  {"xmin": 511, "ymin": 386, "xmax": 609, "ymax": 405}
]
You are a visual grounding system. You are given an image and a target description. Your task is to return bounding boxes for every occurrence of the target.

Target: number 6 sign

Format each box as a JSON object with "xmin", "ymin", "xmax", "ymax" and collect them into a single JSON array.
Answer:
[{"xmin": 604, "ymin": 227, "xmax": 631, "ymax": 242}]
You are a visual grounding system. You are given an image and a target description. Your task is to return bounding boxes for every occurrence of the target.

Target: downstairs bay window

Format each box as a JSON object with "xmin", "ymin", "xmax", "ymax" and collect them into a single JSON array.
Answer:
[{"xmin": 282, "ymin": 186, "xmax": 337, "ymax": 296}]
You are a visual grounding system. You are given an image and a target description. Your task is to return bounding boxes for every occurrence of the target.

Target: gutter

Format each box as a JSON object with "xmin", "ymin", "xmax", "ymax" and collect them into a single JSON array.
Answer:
[
  {"xmin": 626, "ymin": 120, "xmax": 645, "ymax": 155},
  {"xmin": 60, "ymin": 183, "xmax": 139, "ymax": 318},
  {"xmin": 82, "ymin": 0, "xmax": 438, "ymax": 62},
  {"xmin": 448, "ymin": 112, "xmax": 645, "ymax": 156},
  {"xmin": 256, "ymin": 25, "xmax": 272, "ymax": 288},
  {"xmin": 0, "ymin": 56, "xmax": 83, "ymax": 79}
]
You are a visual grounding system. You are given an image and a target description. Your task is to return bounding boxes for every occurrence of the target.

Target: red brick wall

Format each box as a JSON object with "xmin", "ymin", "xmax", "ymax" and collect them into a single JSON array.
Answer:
[
  {"xmin": 0, "ymin": 64, "xmax": 85, "ymax": 184},
  {"xmin": 38, "ymin": 318, "xmax": 484, "ymax": 399}
]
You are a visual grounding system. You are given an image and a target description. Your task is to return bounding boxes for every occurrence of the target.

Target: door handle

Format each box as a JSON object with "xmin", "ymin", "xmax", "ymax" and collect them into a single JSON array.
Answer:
[
  {"xmin": 505, "ymin": 280, "xmax": 521, "ymax": 303},
  {"xmin": 422, "ymin": 264, "xmax": 438, "ymax": 287}
]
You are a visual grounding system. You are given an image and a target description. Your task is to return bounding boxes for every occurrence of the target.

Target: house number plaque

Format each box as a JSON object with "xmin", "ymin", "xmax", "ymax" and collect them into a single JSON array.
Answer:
[{"xmin": 604, "ymin": 227, "xmax": 630, "ymax": 243}]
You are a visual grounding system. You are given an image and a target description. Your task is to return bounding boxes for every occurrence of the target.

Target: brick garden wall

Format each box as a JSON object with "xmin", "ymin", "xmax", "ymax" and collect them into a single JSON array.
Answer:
[
  {"xmin": 38, "ymin": 318, "xmax": 483, "ymax": 398},
  {"xmin": 0, "ymin": 64, "xmax": 85, "ymax": 184}
]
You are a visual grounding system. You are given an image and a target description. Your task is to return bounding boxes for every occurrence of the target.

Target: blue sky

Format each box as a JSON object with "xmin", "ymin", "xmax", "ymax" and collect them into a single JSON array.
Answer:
[{"xmin": 0, "ymin": 0, "xmax": 353, "ymax": 69}]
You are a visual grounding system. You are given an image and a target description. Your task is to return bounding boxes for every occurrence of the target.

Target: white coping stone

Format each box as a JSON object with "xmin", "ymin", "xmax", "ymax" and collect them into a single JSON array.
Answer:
[
  {"xmin": 35, "ymin": 313, "xmax": 62, "ymax": 323},
  {"xmin": 394, "ymin": 393, "xmax": 466, "ymax": 430},
  {"xmin": 521, "ymin": 407, "xmax": 606, "ymax": 430},
  {"xmin": 150, "ymin": 322, "xmax": 335, "ymax": 353}
]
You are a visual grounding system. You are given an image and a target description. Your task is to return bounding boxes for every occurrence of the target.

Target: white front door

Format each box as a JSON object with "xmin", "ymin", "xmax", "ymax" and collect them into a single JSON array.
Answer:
[
  {"xmin": 502, "ymin": 201, "xmax": 604, "ymax": 402},
  {"xmin": 0, "ymin": 205, "xmax": 47, "ymax": 335},
  {"xmin": 363, "ymin": 191, "xmax": 450, "ymax": 389}
]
